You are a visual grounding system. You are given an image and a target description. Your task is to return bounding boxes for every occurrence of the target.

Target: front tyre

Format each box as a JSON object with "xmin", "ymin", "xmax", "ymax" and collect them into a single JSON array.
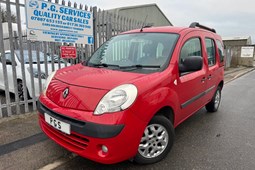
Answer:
[
  {"xmin": 17, "ymin": 80, "xmax": 30, "ymax": 101},
  {"xmin": 206, "ymin": 86, "xmax": 221, "ymax": 112},
  {"xmin": 134, "ymin": 116, "xmax": 174, "ymax": 164}
]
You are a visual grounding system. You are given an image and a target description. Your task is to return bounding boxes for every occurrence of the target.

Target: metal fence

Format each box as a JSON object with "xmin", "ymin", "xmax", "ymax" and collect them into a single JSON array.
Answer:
[{"xmin": 0, "ymin": 0, "xmax": 145, "ymax": 118}]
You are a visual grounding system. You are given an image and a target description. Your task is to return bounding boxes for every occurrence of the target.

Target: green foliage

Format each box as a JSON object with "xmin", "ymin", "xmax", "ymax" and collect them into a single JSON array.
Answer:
[{"xmin": 0, "ymin": 5, "xmax": 17, "ymax": 23}]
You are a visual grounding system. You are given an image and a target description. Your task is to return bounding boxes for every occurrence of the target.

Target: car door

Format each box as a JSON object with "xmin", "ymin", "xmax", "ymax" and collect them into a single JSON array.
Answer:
[
  {"xmin": 204, "ymin": 36, "xmax": 219, "ymax": 101},
  {"xmin": 176, "ymin": 32, "xmax": 208, "ymax": 120}
]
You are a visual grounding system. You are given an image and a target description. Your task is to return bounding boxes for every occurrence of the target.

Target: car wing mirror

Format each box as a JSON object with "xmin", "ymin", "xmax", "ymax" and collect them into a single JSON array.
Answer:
[{"xmin": 179, "ymin": 56, "xmax": 202, "ymax": 74}]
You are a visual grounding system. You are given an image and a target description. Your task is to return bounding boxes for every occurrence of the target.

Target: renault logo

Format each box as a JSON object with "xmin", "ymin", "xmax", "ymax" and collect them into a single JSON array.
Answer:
[{"xmin": 63, "ymin": 88, "xmax": 69, "ymax": 99}]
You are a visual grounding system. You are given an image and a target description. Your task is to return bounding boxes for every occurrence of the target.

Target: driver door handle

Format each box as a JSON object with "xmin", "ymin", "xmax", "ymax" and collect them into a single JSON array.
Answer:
[{"xmin": 201, "ymin": 77, "xmax": 206, "ymax": 83}]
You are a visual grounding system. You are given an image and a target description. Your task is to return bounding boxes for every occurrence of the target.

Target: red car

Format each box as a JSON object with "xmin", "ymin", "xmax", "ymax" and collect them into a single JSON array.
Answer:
[{"xmin": 37, "ymin": 22, "xmax": 224, "ymax": 164}]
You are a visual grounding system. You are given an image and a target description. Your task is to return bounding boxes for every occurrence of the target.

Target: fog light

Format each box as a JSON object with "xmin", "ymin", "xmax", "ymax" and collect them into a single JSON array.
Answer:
[{"xmin": 102, "ymin": 145, "xmax": 108, "ymax": 153}]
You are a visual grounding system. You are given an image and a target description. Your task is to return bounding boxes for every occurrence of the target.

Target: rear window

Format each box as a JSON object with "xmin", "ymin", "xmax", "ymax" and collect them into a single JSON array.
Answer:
[{"xmin": 205, "ymin": 38, "xmax": 216, "ymax": 66}]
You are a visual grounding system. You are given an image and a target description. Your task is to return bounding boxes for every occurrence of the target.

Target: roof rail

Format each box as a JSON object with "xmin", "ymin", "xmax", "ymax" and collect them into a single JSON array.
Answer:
[{"xmin": 189, "ymin": 22, "xmax": 216, "ymax": 33}]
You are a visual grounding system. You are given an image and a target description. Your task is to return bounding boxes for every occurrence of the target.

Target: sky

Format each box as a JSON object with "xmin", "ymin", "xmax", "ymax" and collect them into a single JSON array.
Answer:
[{"xmin": 73, "ymin": 0, "xmax": 255, "ymax": 43}]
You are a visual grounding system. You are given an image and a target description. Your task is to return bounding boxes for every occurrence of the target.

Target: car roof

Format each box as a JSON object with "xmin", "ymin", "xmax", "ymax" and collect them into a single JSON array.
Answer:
[
  {"xmin": 122, "ymin": 26, "xmax": 221, "ymax": 37},
  {"xmin": 123, "ymin": 26, "xmax": 188, "ymax": 34}
]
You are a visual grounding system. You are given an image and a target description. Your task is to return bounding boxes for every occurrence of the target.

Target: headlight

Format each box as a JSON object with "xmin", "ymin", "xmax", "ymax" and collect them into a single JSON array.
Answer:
[
  {"xmin": 94, "ymin": 84, "xmax": 138, "ymax": 115},
  {"xmin": 43, "ymin": 71, "xmax": 56, "ymax": 95}
]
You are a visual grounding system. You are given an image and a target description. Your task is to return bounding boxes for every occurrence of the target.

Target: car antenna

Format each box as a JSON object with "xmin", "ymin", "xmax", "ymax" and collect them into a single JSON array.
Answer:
[{"xmin": 140, "ymin": 15, "xmax": 148, "ymax": 32}]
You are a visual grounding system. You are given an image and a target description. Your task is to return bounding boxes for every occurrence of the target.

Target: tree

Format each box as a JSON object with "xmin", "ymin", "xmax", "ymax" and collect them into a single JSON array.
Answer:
[{"xmin": 0, "ymin": 5, "xmax": 17, "ymax": 23}]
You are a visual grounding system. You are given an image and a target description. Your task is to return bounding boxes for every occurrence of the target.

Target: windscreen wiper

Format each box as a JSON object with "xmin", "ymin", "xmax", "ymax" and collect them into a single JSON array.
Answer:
[
  {"xmin": 88, "ymin": 63, "xmax": 120, "ymax": 68},
  {"xmin": 120, "ymin": 64, "xmax": 161, "ymax": 69}
]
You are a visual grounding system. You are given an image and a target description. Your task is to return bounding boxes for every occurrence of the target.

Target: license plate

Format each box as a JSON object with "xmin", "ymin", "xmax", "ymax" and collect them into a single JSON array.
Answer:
[{"xmin": 44, "ymin": 113, "xmax": 71, "ymax": 135}]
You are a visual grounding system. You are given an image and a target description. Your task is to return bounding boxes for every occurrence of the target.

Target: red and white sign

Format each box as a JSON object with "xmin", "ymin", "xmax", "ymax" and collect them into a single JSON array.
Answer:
[{"xmin": 60, "ymin": 46, "xmax": 77, "ymax": 59}]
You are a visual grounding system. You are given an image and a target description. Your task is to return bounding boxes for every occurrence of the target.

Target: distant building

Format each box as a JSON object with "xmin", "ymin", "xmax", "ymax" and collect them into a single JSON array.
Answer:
[
  {"xmin": 222, "ymin": 36, "xmax": 252, "ymax": 47},
  {"xmin": 107, "ymin": 4, "xmax": 173, "ymax": 27},
  {"xmin": 222, "ymin": 36, "xmax": 254, "ymax": 67}
]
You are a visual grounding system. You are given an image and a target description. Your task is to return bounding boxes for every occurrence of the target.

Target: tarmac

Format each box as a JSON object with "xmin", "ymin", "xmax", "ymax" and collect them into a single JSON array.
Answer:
[{"xmin": 0, "ymin": 66, "xmax": 254, "ymax": 170}]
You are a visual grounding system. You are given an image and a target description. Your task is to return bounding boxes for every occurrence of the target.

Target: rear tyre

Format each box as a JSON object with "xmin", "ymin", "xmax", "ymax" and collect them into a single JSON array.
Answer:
[
  {"xmin": 134, "ymin": 115, "xmax": 175, "ymax": 164},
  {"xmin": 206, "ymin": 86, "xmax": 221, "ymax": 112}
]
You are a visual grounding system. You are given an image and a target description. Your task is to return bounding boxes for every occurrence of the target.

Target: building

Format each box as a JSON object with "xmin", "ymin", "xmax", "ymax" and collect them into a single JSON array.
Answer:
[
  {"xmin": 222, "ymin": 36, "xmax": 252, "ymax": 47},
  {"xmin": 107, "ymin": 4, "xmax": 173, "ymax": 27},
  {"xmin": 222, "ymin": 36, "xmax": 254, "ymax": 67}
]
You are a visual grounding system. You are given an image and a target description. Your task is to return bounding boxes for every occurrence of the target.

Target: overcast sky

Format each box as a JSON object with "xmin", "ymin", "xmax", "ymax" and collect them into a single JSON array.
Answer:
[{"xmin": 73, "ymin": 0, "xmax": 255, "ymax": 43}]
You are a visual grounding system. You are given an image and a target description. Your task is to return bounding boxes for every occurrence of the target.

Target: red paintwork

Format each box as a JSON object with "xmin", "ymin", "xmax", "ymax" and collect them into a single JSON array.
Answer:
[
  {"xmin": 54, "ymin": 64, "xmax": 146, "ymax": 90},
  {"xmin": 38, "ymin": 26, "xmax": 224, "ymax": 164}
]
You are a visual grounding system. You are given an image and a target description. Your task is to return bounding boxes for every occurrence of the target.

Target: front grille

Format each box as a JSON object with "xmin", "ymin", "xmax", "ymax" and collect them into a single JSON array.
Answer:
[{"xmin": 40, "ymin": 114, "xmax": 90, "ymax": 152}]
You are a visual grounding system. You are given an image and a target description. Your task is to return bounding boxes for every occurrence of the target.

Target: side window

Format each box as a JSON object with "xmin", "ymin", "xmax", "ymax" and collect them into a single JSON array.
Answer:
[
  {"xmin": 216, "ymin": 40, "xmax": 224, "ymax": 62},
  {"xmin": 180, "ymin": 38, "xmax": 202, "ymax": 63},
  {"xmin": 205, "ymin": 38, "xmax": 216, "ymax": 66}
]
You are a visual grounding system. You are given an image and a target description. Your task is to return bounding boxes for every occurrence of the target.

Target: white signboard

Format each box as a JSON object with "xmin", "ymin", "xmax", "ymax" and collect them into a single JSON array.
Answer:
[
  {"xmin": 241, "ymin": 46, "xmax": 254, "ymax": 58},
  {"xmin": 25, "ymin": 0, "xmax": 93, "ymax": 44}
]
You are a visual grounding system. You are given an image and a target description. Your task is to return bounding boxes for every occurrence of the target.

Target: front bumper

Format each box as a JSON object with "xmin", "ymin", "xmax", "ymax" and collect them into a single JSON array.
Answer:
[
  {"xmin": 37, "ymin": 96, "xmax": 147, "ymax": 164},
  {"xmin": 37, "ymin": 101, "xmax": 124, "ymax": 138}
]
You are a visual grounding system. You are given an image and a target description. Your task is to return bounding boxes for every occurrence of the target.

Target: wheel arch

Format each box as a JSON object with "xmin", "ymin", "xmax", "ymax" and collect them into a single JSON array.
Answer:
[
  {"xmin": 155, "ymin": 106, "xmax": 175, "ymax": 126},
  {"xmin": 218, "ymin": 80, "xmax": 224, "ymax": 90},
  {"xmin": 17, "ymin": 78, "xmax": 22, "ymax": 82}
]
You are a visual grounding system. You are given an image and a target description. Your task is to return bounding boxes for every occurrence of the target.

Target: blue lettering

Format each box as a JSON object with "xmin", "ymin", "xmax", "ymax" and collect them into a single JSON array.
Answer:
[
  {"xmin": 33, "ymin": 10, "xmax": 39, "ymax": 16},
  {"xmin": 50, "ymin": 5, "xmax": 56, "ymax": 12},
  {"xmin": 59, "ymin": 7, "xmax": 64, "ymax": 14},
  {"xmin": 41, "ymin": 2, "xmax": 47, "ymax": 10},
  {"xmin": 87, "ymin": 13, "xmax": 91, "ymax": 19}
]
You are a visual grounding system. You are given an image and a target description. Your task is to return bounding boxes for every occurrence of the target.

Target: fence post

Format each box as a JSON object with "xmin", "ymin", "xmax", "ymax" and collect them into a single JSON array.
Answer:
[
  {"xmin": 15, "ymin": 0, "xmax": 29, "ymax": 112},
  {"xmin": 93, "ymin": 6, "xmax": 98, "ymax": 50},
  {"xmin": 6, "ymin": 0, "xmax": 20, "ymax": 115},
  {"xmin": 108, "ymin": 12, "xmax": 112, "ymax": 40},
  {"xmin": 0, "ymin": 8, "xmax": 11, "ymax": 117},
  {"xmin": 13, "ymin": 31, "xmax": 18, "ymax": 50}
]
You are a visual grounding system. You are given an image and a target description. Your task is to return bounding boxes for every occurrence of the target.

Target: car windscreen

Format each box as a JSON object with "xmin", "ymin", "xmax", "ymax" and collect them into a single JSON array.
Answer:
[
  {"xmin": 86, "ymin": 33, "xmax": 179, "ymax": 73},
  {"xmin": 15, "ymin": 50, "xmax": 50, "ymax": 63}
]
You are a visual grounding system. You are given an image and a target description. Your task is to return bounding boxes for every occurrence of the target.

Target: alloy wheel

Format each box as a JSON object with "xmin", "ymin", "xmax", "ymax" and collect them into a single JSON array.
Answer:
[
  {"xmin": 214, "ymin": 89, "xmax": 221, "ymax": 109},
  {"xmin": 138, "ymin": 124, "xmax": 169, "ymax": 159}
]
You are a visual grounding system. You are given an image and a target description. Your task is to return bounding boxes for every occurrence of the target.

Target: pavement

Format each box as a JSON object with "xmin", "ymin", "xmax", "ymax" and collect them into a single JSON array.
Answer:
[
  {"xmin": 0, "ymin": 66, "xmax": 254, "ymax": 170},
  {"xmin": 224, "ymin": 66, "xmax": 254, "ymax": 83}
]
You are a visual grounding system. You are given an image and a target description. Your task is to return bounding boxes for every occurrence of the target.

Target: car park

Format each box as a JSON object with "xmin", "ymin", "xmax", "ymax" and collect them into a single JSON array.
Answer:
[
  {"xmin": 37, "ymin": 22, "xmax": 225, "ymax": 164},
  {"xmin": 0, "ymin": 50, "xmax": 68, "ymax": 99}
]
